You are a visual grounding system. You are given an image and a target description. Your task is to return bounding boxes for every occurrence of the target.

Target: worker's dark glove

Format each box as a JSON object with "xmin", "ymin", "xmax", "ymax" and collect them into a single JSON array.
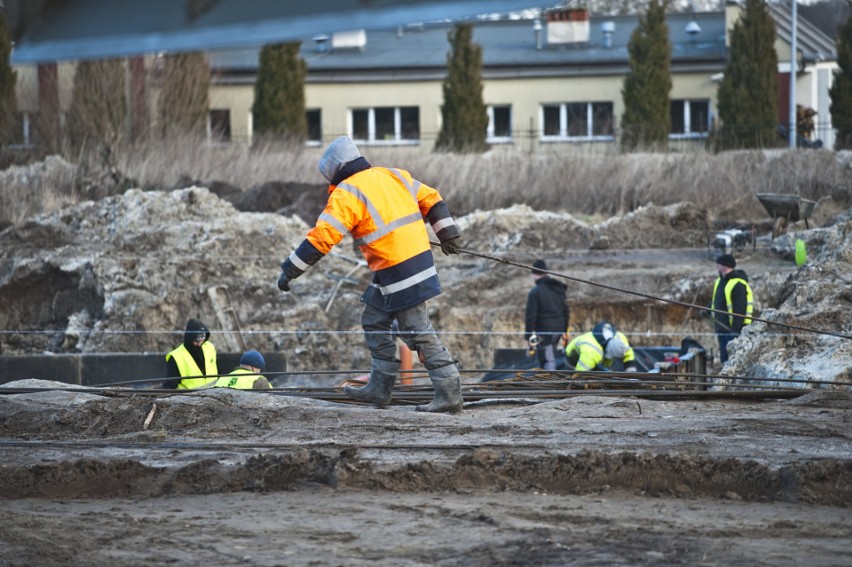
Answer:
[
  {"xmin": 440, "ymin": 237, "xmax": 462, "ymax": 256},
  {"xmin": 277, "ymin": 272, "xmax": 290, "ymax": 292}
]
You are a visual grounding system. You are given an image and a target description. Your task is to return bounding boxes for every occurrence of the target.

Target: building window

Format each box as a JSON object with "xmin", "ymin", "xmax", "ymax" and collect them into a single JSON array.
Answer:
[
  {"xmin": 306, "ymin": 109, "xmax": 321, "ymax": 145},
  {"xmin": 670, "ymin": 99, "xmax": 710, "ymax": 138},
  {"xmin": 208, "ymin": 109, "xmax": 231, "ymax": 144},
  {"xmin": 11, "ymin": 112, "xmax": 37, "ymax": 147},
  {"xmin": 487, "ymin": 105, "xmax": 512, "ymax": 143},
  {"xmin": 350, "ymin": 106, "xmax": 419, "ymax": 144},
  {"xmin": 541, "ymin": 102, "xmax": 614, "ymax": 141}
]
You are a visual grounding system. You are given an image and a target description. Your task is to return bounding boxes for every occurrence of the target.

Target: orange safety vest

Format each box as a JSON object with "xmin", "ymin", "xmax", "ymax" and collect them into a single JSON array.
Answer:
[{"xmin": 288, "ymin": 166, "xmax": 457, "ymax": 311}]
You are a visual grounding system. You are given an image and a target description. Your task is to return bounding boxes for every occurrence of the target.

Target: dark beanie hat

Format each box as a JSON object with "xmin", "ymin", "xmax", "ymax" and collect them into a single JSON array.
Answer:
[
  {"xmin": 532, "ymin": 259, "xmax": 547, "ymax": 275},
  {"xmin": 240, "ymin": 349, "xmax": 266, "ymax": 371},
  {"xmin": 716, "ymin": 254, "xmax": 736, "ymax": 268}
]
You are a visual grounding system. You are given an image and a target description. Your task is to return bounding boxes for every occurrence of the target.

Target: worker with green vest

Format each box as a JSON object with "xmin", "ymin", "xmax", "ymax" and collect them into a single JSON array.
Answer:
[
  {"xmin": 163, "ymin": 318, "xmax": 219, "ymax": 389},
  {"xmin": 215, "ymin": 349, "xmax": 272, "ymax": 390},
  {"xmin": 564, "ymin": 321, "xmax": 637, "ymax": 372},
  {"xmin": 711, "ymin": 254, "xmax": 753, "ymax": 364}
]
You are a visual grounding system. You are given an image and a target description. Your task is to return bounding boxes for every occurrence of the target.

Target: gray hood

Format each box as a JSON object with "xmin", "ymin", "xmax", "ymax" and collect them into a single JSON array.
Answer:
[{"xmin": 318, "ymin": 136, "xmax": 362, "ymax": 182}]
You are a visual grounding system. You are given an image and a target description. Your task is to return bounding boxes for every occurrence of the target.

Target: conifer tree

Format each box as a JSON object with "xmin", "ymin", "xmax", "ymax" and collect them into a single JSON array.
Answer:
[
  {"xmin": 716, "ymin": 0, "xmax": 778, "ymax": 149},
  {"xmin": 0, "ymin": 11, "xmax": 17, "ymax": 148},
  {"xmin": 66, "ymin": 58, "xmax": 127, "ymax": 151},
  {"xmin": 159, "ymin": 52, "xmax": 209, "ymax": 138},
  {"xmin": 621, "ymin": 0, "xmax": 672, "ymax": 151},
  {"xmin": 435, "ymin": 23, "xmax": 488, "ymax": 153},
  {"xmin": 253, "ymin": 42, "xmax": 307, "ymax": 142},
  {"xmin": 829, "ymin": 6, "xmax": 852, "ymax": 150}
]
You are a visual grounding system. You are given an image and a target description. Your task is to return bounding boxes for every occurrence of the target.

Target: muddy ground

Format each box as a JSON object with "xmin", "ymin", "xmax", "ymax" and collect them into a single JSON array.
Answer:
[
  {"xmin": 1, "ymin": 158, "xmax": 851, "ymax": 565},
  {"xmin": 0, "ymin": 383, "xmax": 851, "ymax": 566}
]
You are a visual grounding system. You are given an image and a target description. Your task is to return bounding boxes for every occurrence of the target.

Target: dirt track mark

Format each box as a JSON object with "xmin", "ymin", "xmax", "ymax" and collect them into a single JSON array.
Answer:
[{"xmin": 1, "ymin": 449, "xmax": 849, "ymax": 506}]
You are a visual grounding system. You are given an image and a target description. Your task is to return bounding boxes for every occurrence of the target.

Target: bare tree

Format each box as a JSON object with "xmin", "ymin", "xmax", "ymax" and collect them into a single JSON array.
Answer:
[
  {"xmin": 66, "ymin": 58, "xmax": 128, "ymax": 152},
  {"xmin": 158, "ymin": 52, "xmax": 209, "ymax": 139}
]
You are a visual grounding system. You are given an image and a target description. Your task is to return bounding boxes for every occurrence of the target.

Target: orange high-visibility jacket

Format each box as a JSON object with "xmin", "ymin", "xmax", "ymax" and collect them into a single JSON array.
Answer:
[{"xmin": 282, "ymin": 164, "xmax": 459, "ymax": 312}]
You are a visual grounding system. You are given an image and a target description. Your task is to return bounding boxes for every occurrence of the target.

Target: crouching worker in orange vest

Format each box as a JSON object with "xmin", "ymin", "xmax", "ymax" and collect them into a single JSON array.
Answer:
[
  {"xmin": 215, "ymin": 349, "xmax": 272, "ymax": 390},
  {"xmin": 163, "ymin": 319, "xmax": 219, "ymax": 389}
]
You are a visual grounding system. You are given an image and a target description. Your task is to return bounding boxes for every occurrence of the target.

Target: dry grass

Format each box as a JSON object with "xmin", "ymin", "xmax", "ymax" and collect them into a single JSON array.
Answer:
[{"xmin": 2, "ymin": 139, "xmax": 850, "ymax": 229}]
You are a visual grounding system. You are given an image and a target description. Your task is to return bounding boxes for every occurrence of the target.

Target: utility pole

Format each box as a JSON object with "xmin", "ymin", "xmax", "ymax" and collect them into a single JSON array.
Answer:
[{"xmin": 788, "ymin": 0, "xmax": 798, "ymax": 149}]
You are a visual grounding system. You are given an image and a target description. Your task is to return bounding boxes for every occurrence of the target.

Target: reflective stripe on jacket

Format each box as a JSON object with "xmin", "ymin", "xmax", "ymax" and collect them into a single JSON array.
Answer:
[
  {"xmin": 284, "ymin": 166, "xmax": 459, "ymax": 312},
  {"xmin": 165, "ymin": 342, "xmax": 218, "ymax": 389},
  {"xmin": 712, "ymin": 277, "xmax": 753, "ymax": 330},
  {"xmin": 565, "ymin": 332, "xmax": 604, "ymax": 371},
  {"xmin": 215, "ymin": 367, "xmax": 266, "ymax": 390},
  {"xmin": 565, "ymin": 331, "xmax": 634, "ymax": 371}
]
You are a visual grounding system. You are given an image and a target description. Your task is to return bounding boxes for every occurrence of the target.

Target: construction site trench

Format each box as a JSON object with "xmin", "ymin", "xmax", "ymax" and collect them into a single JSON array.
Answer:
[{"xmin": 0, "ymin": 160, "xmax": 851, "ymax": 565}]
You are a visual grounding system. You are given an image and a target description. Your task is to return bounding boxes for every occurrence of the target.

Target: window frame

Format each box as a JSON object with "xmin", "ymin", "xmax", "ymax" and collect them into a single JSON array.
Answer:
[
  {"xmin": 10, "ymin": 111, "xmax": 37, "ymax": 148},
  {"xmin": 306, "ymin": 108, "xmax": 322, "ymax": 146},
  {"xmin": 349, "ymin": 106, "xmax": 420, "ymax": 146},
  {"xmin": 207, "ymin": 108, "xmax": 232, "ymax": 145},
  {"xmin": 540, "ymin": 101, "xmax": 615, "ymax": 142},
  {"xmin": 669, "ymin": 99, "xmax": 711, "ymax": 139},
  {"xmin": 487, "ymin": 104, "xmax": 513, "ymax": 144}
]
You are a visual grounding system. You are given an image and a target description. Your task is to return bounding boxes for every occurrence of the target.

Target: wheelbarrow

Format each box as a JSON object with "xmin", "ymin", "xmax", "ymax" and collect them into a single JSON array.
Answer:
[{"xmin": 756, "ymin": 193, "xmax": 816, "ymax": 236}]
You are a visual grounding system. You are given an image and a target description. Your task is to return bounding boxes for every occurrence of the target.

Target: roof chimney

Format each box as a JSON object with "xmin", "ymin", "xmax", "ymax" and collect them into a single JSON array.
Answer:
[
  {"xmin": 313, "ymin": 34, "xmax": 330, "ymax": 53},
  {"xmin": 533, "ymin": 19, "xmax": 543, "ymax": 50},
  {"xmin": 546, "ymin": 8, "xmax": 590, "ymax": 46},
  {"xmin": 601, "ymin": 21, "xmax": 615, "ymax": 49}
]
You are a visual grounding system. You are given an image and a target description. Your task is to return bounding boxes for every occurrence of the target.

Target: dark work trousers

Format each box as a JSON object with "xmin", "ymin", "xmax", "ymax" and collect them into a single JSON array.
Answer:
[
  {"xmin": 717, "ymin": 332, "xmax": 737, "ymax": 364},
  {"xmin": 362, "ymin": 302, "xmax": 455, "ymax": 370}
]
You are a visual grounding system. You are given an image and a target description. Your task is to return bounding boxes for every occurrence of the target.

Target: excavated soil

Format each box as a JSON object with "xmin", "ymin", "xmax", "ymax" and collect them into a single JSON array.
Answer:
[
  {"xmin": 0, "ymin": 384, "xmax": 851, "ymax": 565},
  {"xmin": 1, "ymin": 158, "xmax": 851, "ymax": 565}
]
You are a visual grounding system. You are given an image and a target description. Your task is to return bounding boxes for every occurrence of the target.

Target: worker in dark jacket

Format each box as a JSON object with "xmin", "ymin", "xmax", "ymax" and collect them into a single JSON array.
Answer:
[
  {"xmin": 277, "ymin": 136, "xmax": 463, "ymax": 413},
  {"xmin": 711, "ymin": 254, "xmax": 753, "ymax": 364},
  {"xmin": 524, "ymin": 259, "xmax": 570, "ymax": 370},
  {"xmin": 163, "ymin": 318, "xmax": 219, "ymax": 389}
]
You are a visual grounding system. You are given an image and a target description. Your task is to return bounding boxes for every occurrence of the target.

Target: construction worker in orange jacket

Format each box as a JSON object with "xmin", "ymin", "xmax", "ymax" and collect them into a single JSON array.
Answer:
[{"xmin": 277, "ymin": 136, "xmax": 463, "ymax": 413}]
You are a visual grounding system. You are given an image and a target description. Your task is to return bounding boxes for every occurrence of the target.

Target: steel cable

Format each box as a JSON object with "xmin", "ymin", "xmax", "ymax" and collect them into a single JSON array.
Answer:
[{"xmin": 433, "ymin": 242, "xmax": 852, "ymax": 341}]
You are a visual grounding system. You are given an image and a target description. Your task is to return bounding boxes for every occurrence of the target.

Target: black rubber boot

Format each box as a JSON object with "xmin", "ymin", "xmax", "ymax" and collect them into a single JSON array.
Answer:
[
  {"xmin": 416, "ymin": 363, "xmax": 463, "ymax": 413},
  {"xmin": 344, "ymin": 358, "xmax": 399, "ymax": 408}
]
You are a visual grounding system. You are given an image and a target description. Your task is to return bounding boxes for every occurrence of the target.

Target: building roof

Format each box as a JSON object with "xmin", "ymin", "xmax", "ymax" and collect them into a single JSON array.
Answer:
[
  {"xmin": 5, "ymin": 0, "xmax": 549, "ymax": 64},
  {"xmin": 210, "ymin": 11, "xmax": 730, "ymax": 84},
  {"xmin": 768, "ymin": 2, "xmax": 837, "ymax": 64}
]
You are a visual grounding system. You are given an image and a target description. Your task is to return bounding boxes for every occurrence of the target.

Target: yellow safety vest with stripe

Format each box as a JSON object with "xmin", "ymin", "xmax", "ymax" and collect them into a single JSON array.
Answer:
[
  {"xmin": 284, "ymin": 166, "xmax": 459, "ymax": 312},
  {"xmin": 165, "ymin": 342, "xmax": 218, "ymax": 389},
  {"xmin": 215, "ymin": 367, "xmax": 267, "ymax": 390},
  {"xmin": 711, "ymin": 277, "xmax": 753, "ymax": 329},
  {"xmin": 565, "ymin": 331, "xmax": 635, "ymax": 371}
]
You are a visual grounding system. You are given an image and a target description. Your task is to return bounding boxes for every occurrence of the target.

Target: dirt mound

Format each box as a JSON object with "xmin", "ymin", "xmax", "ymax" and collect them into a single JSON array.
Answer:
[
  {"xmin": 222, "ymin": 181, "xmax": 328, "ymax": 223},
  {"xmin": 0, "ymin": 159, "xmax": 849, "ymax": 387},
  {"xmin": 721, "ymin": 216, "xmax": 852, "ymax": 385}
]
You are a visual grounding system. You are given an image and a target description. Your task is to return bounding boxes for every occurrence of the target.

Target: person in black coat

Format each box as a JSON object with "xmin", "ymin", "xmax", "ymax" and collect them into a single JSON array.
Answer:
[
  {"xmin": 163, "ymin": 318, "xmax": 219, "ymax": 389},
  {"xmin": 525, "ymin": 259, "xmax": 570, "ymax": 370},
  {"xmin": 711, "ymin": 254, "xmax": 753, "ymax": 364}
]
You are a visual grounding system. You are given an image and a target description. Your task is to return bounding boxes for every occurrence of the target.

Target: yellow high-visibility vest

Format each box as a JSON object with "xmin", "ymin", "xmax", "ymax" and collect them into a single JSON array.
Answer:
[
  {"xmin": 165, "ymin": 342, "xmax": 218, "ymax": 389},
  {"xmin": 215, "ymin": 367, "xmax": 269, "ymax": 390},
  {"xmin": 712, "ymin": 277, "xmax": 753, "ymax": 328}
]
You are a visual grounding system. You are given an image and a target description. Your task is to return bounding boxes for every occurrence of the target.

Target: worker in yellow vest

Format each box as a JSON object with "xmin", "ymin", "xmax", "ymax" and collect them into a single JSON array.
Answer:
[
  {"xmin": 163, "ymin": 319, "xmax": 219, "ymax": 389},
  {"xmin": 711, "ymin": 254, "xmax": 753, "ymax": 364},
  {"xmin": 564, "ymin": 321, "xmax": 637, "ymax": 372},
  {"xmin": 215, "ymin": 349, "xmax": 272, "ymax": 390}
]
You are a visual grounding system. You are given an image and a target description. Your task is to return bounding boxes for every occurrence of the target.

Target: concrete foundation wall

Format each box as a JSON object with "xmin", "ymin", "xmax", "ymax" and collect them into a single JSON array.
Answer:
[{"xmin": 0, "ymin": 352, "xmax": 287, "ymax": 388}]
